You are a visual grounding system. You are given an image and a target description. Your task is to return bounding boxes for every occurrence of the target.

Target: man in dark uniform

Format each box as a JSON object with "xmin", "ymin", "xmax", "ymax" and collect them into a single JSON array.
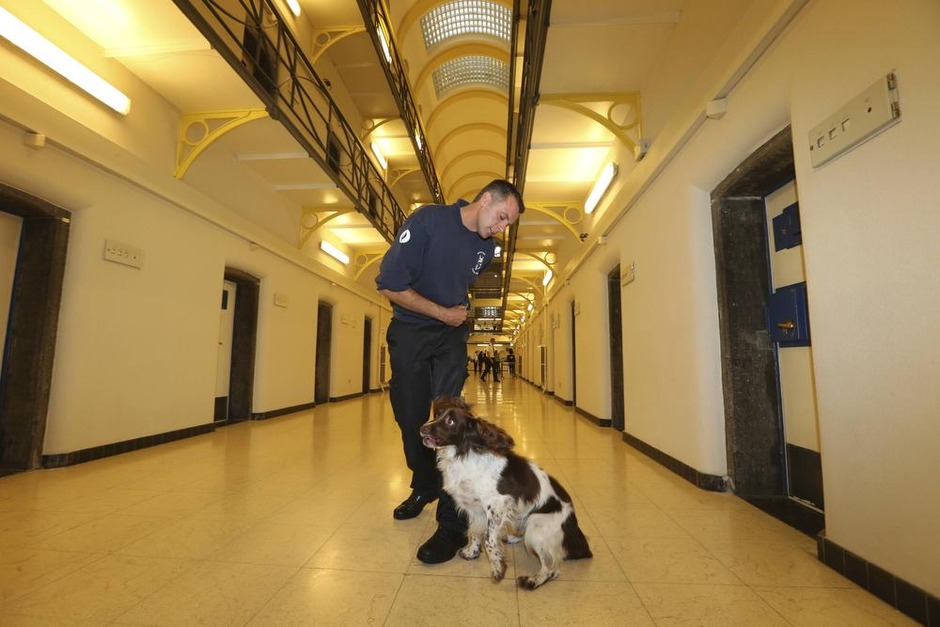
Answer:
[{"xmin": 376, "ymin": 179, "xmax": 524, "ymax": 564}]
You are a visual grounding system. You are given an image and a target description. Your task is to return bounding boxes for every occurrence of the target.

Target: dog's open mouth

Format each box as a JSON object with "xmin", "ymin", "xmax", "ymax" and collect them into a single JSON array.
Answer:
[{"xmin": 421, "ymin": 434, "xmax": 440, "ymax": 448}]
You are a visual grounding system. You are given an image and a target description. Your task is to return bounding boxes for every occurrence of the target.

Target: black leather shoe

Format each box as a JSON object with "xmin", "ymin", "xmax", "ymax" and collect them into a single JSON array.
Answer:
[
  {"xmin": 393, "ymin": 491, "xmax": 437, "ymax": 520},
  {"xmin": 416, "ymin": 526, "xmax": 467, "ymax": 564}
]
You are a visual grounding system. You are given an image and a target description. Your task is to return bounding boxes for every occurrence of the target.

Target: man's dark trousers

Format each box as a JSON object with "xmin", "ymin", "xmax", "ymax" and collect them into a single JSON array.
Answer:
[{"xmin": 387, "ymin": 318, "xmax": 469, "ymax": 532}]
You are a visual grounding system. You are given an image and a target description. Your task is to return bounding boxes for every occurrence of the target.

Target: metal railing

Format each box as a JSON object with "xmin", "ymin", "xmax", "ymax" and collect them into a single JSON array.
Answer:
[
  {"xmin": 172, "ymin": 0, "xmax": 407, "ymax": 243},
  {"xmin": 356, "ymin": 0, "xmax": 444, "ymax": 204},
  {"xmin": 502, "ymin": 0, "xmax": 552, "ymax": 325}
]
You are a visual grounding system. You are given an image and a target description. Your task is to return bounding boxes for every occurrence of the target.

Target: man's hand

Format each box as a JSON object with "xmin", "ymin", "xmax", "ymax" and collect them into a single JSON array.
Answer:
[
  {"xmin": 438, "ymin": 304, "xmax": 469, "ymax": 327},
  {"xmin": 380, "ymin": 288, "xmax": 468, "ymax": 327}
]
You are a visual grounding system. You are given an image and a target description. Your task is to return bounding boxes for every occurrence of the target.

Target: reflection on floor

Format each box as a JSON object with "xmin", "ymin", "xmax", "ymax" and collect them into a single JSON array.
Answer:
[{"xmin": 0, "ymin": 378, "xmax": 917, "ymax": 625}]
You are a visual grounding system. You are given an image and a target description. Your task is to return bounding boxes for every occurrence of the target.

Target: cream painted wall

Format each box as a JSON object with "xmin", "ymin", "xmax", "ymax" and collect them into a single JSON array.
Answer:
[
  {"xmin": 0, "ymin": 117, "xmax": 389, "ymax": 452},
  {"xmin": 785, "ymin": 0, "xmax": 940, "ymax": 593},
  {"xmin": 527, "ymin": 0, "xmax": 939, "ymax": 595}
]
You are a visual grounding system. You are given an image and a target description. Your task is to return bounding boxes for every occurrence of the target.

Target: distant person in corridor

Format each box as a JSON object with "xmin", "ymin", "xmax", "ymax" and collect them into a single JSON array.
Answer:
[{"xmin": 376, "ymin": 179, "xmax": 524, "ymax": 564}]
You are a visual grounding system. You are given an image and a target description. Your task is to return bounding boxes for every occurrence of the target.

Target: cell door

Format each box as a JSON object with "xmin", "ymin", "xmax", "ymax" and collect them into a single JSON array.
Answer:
[
  {"xmin": 362, "ymin": 317, "xmax": 372, "ymax": 394},
  {"xmin": 764, "ymin": 181, "xmax": 824, "ymax": 511},
  {"xmin": 607, "ymin": 265, "xmax": 625, "ymax": 431},
  {"xmin": 314, "ymin": 302, "xmax": 332, "ymax": 404},
  {"xmin": 214, "ymin": 280, "xmax": 236, "ymax": 421}
]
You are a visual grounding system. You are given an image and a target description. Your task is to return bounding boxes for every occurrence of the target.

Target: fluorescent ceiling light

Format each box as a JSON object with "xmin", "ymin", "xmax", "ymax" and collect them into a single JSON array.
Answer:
[
  {"xmin": 0, "ymin": 6, "xmax": 131, "ymax": 115},
  {"xmin": 542, "ymin": 269, "xmax": 553, "ymax": 286},
  {"xmin": 376, "ymin": 26, "xmax": 392, "ymax": 63},
  {"xmin": 284, "ymin": 0, "xmax": 301, "ymax": 17},
  {"xmin": 320, "ymin": 240, "xmax": 349, "ymax": 265},
  {"xmin": 370, "ymin": 141, "xmax": 387, "ymax": 170},
  {"xmin": 584, "ymin": 162, "xmax": 618, "ymax": 215}
]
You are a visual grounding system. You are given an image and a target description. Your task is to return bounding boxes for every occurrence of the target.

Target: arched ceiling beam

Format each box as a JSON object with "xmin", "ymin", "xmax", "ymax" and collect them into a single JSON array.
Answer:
[
  {"xmin": 397, "ymin": 0, "xmax": 513, "ymax": 47},
  {"xmin": 310, "ymin": 26, "xmax": 365, "ymax": 64},
  {"xmin": 440, "ymin": 149, "xmax": 504, "ymax": 184},
  {"xmin": 175, "ymin": 109, "xmax": 268, "ymax": 179},
  {"xmin": 539, "ymin": 92, "xmax": 643, "ymax": 152},
  {"xmin": 414, "ymin": 43, "xmax": 510, "ymax": 95},
  {"xmin": 426, "ymin": 90, "xmax": 508, "ymax": 134},
  {"xmin": 433, "ymin": 123, "xmax": 506, "ymax": 159},
  {"xmin": 448, "ymin": 170, "xmax": 503, "ymax": 200}
]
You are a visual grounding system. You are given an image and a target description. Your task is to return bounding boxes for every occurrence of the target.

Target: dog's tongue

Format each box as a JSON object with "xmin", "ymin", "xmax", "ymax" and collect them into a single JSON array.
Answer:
[{"xmin": 422, "ymin": 436, "xmax": 438, "ymax": 448}]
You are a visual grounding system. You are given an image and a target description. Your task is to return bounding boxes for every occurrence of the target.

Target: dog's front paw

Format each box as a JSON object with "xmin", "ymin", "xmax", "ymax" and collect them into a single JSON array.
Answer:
[
  {"xmin": 490, "ymin": 561, "xmax": 507, "ymax": 582},
  {"xmin": 459, "ymin": 546, "xmax": 480, "ymax": 560},
  {"xmin": 517, "ymin": 575, "xmax": 538, "ymax": 590}
]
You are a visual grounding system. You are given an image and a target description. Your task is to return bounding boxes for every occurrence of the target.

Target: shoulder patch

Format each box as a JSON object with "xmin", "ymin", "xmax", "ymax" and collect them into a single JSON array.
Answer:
[{"xmin": 399, "ymin": 229, "xmax": 411, "ymax": 244}]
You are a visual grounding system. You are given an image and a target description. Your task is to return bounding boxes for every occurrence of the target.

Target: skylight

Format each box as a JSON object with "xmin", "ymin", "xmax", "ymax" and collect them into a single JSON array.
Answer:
[
  {"xmin": 420, "ymin": 0, "xmax": 511, "ymax": 49},
  {"xmin": 432, "ymin": 55, "xmax": 508, "ymax": 98}
]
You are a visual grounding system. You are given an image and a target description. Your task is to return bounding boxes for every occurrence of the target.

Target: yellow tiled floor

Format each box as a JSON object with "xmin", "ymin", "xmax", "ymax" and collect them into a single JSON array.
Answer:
[{"xmin": 0, "ymin": 378, "xmax": 917, "ymax": 625}]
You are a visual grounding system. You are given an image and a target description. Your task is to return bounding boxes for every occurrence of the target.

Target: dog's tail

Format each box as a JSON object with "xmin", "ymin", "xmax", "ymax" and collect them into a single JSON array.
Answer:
[{"xmin": 561, "ymin": 512, "xmax": 593, "ymax": 560}]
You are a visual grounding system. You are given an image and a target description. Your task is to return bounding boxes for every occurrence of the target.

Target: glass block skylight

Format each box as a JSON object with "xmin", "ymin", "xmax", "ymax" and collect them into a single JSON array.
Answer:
[
  {"xmin": 420, "ymin": 0, "xmax": 511, "ymax": 49},
  {"xmin": 432, "ymin": 55, "xmax": 508, "ymax": 98}
]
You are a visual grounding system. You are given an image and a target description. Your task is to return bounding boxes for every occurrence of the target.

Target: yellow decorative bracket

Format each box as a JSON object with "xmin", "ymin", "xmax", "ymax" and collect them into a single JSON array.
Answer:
[
  {"xmin": 311, "ymin": 26, "xmax": 365, "ymax": 64},
  {"xmin": 514, "ymin": 251, "xmax": 555, "ymax": 274},
  {"xmin": 361, "ymin": 117, "xmax": 396, "ymax": 142},
  {"xmin": 510, "ymin": 274, "xmax": 542, "ymax": 293},
  {"xmin": 524, "ymin": 202, "xmax": 585, "ymax": 240},
  {"xmin": 539, "ymin": 92, "xmax": 642, "ymax": 152},
  {"xmin": 354, "ymin": 252, "xmax": 386, "ymax": 280},
  {"xmin": 299, "ymin": 207, "xmax": 354, "ymax": 248},
  {"xmin": 175, "ymin": 109, "xmax": 268, "ymax": 179},
  {"xmin": 389, "ymin": 167, "xmax": 421, "ymax": 188}
]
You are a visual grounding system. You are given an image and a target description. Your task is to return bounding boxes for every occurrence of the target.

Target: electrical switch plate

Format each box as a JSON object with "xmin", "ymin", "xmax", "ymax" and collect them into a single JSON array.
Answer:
[
  {"xmin": 620, "ymin": 262, "xmax": 636, "ymax": 286},
  {"xmin": 273, "ymin": 293, "xmax": 289, "ymax": 308},
  {"xmin": 808, "ymin": 72, "xmax": 900, "ymax": 168},
  {"xmin": 103, "ymin": 239, "xmax": 143, "ymax": 269}
]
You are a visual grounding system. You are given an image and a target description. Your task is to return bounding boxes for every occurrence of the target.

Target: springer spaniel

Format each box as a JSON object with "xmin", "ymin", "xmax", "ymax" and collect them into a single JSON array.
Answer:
[{"xmin": 419, "ymin": 397, "xmax": 592, "ymax": 589}]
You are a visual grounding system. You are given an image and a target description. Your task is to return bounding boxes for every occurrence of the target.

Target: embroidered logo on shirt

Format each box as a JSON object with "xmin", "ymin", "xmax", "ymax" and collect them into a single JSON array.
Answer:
[
  {"xmin": 472, "ymin": 251, "xmax": 485, "ymax": 275},
  {"xmin": 399, "ymin": 229, "xmax": 411, "ymax": 244}
]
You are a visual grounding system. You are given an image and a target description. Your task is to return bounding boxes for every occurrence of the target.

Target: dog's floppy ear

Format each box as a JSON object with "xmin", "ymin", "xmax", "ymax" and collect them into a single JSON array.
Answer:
[
  {"xmin": 432, "ymin": 396, "xmax": 471, "ymax": 418},
  {"xmin": 471, "ymin": 417, "xmax": 514, "ymax": 454}
]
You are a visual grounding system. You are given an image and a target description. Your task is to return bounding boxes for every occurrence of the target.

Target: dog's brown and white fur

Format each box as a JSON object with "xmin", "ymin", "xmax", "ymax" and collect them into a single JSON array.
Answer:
[{"xmin": 419, "ymin": 397, "xmax": 592, "ymax": 589}]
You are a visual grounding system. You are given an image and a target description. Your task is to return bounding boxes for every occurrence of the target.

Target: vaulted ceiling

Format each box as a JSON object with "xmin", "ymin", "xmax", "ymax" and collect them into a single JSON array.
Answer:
[{"xmin": 31, "ymin": 0, "xmax": 754, "ymax": 342}]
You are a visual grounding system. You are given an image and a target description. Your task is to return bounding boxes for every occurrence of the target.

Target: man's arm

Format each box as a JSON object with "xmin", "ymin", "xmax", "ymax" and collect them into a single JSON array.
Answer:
[{"xmin": 380, "ymin": 288, "xmax": 468, "ymax": 327}]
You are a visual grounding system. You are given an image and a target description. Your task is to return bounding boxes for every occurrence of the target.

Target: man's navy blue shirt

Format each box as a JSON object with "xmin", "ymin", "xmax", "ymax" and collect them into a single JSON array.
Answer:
[{"xmin": 376, "ymin": 200, "xmax": 495, "ymax": 325}]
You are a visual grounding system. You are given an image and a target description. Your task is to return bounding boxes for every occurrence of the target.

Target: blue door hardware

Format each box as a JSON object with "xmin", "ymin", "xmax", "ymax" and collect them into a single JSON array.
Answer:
[
  {"xmin": 772, "ymin": 202, "xmax": 802, "ymax": 251},
  {"xmin": 767, "ymin": 281, "xmax": 810, "ymax": 346}
]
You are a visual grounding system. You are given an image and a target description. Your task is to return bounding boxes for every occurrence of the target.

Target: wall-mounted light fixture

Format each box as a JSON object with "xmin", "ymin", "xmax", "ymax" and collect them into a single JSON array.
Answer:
[
  {"xmin": 284, "ymin": 0, "xmax": 301, "ymax": 17},
  {"xmin": 584, "ymin": 162, "xmax": 618, "ymax": 215},
  {"xmin": 320, "ymin": 240, "xmax": 349, "ymax": 265},
  {"xmin": 0, "ymin": 6, "xmax": 131, "ymax": 115},
  {"xmin": 370, "ymin": 141, "xmax": 387, "ymax": 170}
]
